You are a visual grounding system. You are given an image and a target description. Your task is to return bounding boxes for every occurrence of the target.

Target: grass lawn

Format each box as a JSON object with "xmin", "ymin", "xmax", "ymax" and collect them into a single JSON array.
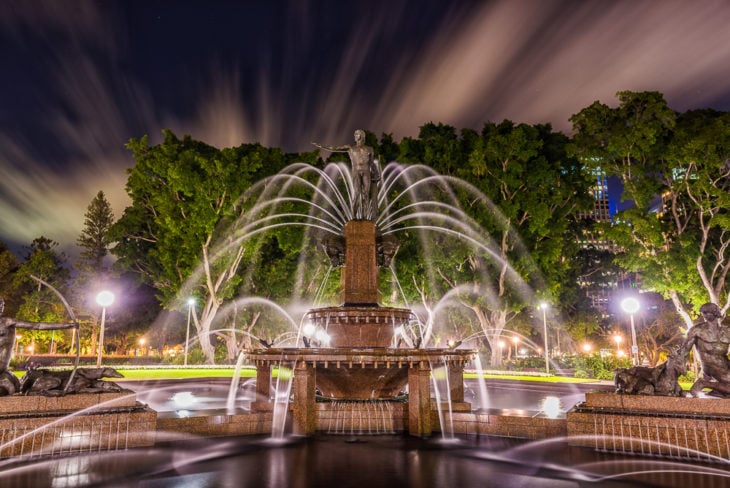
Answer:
[
  {"xmin": 116, "ymin": 368, "xmax": 258, "ymax": 380},
  {"xmin": 12, "ymin": 367, "xmax": 691, "ymax": 390}
]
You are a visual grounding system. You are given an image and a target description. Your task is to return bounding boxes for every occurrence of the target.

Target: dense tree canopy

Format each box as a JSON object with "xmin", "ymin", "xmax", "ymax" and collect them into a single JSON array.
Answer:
[
  {"xmin": 110, "ymin": 130, "xmax": 306, "ymax": 363},
  {"xmin": 4, "ymin": 89, "xmax": 726, "ymax": 366},
  {"xmin": 571, "ymin": 91, "xmax": 730, "ymax": 323}
]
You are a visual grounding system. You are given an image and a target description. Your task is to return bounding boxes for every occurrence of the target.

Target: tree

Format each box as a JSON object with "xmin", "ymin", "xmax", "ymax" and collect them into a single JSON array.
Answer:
[
  {"xmin": 110, "ymin": 130, "xmax": 294, "ymax": 363},
  {"xmin": 77, "ymin": 190, "xmax": 115, "ymax": 271},
  {"xmin": 12, "ymin": 237, "xmax": 71, "ymax": 352},
  {"xmin": 391, "ymin": 122, "xmax": 593, "ymax": 366},
  {"xmin": 73, "ymin": 190, "xmax": 116, "ymax": 354},
  {"xmin": 0, "ymin": 241, "xmax": 21, "ymax": 316},
  {"xmin": 570, "ymin": 92, "xmax": 730, "ymax": 323}
]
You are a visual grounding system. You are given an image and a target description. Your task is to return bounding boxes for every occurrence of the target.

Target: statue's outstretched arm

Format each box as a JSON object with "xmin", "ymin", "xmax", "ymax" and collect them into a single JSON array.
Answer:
[
  {"xmin": 312, "ymin": 142, "xmax": 350, "ymax": 153},
  {"xmin": 12, "ymin": 319, "xmax": 77, "ymax": 331}
]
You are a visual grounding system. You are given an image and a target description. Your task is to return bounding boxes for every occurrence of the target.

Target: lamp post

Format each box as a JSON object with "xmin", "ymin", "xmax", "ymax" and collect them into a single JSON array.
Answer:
[
  {"xmin": 621, "ymin": 297, "xmax": 640, "ymax": 366},
  {"xmin": 184, "ymin": 298, "xmax": 195, "ymax": 366},
  {"xmin": 540, "ymin": 302, "xmax": 550, "ymax": 374},
  {"xmin": 96, "ymin": 290, "xmax": 115, "ymax": 368}
]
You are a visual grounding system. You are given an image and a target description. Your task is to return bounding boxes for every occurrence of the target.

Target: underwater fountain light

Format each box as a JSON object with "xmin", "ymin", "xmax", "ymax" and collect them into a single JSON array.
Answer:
[
  {"xmin": 303, "ymin": 323, "xmax": 316, "ymax": 337},
  {"xmin": 314, "ymin": 329, "xmax": 330, "ymax": 346},
  {"xmin": 540, "ymin": 396, "xmax": 562, "ymax": 419}
]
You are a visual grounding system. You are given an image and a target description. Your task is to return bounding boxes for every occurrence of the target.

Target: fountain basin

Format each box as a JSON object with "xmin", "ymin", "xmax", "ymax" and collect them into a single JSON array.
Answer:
[
  {"xmin": 247, "ymin": 347, "xmax": 475, "ymax": 400},
  {"xmin": 305, "ymin": 306, "xmax": 413, "ymax": 348}
]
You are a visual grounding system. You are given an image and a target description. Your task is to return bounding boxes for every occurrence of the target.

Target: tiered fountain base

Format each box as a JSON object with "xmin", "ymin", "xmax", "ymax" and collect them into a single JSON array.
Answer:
[{"xmin": 247, "ymin": 347, "xmax": 474, "ymax": 437}]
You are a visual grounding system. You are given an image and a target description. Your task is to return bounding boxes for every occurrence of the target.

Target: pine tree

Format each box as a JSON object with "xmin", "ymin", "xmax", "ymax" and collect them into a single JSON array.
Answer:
[{"xmin": 77, "ymin": 191, "xmax": 115, "ymax": 271}]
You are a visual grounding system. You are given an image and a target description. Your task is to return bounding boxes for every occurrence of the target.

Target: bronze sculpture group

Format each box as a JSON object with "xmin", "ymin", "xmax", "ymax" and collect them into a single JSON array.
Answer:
[
  {"xmin": 0, "ymin": 298, "xmax": 124, "ymax": 396},
  {"xmin": 615, "ymin": 302, "xmax": 730, "ymax": 398}
]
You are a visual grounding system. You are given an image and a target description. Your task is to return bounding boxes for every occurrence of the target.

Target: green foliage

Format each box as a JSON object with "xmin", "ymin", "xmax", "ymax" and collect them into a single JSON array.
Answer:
[
  {"xmin": 563, "ymin": 353, "xmax": 631, "ymax": 380},
  {"xmin": 12, "ymin": 237, "xmax": 69, "ymax": 323},
  {"xmin": 570, "ymin": 91, "xmax": 730, "ymax": 316},
  {"xmin": 77, "ymin": 190, "xmax": 115, "ymax": 270},
  {"xmin": 0, "ymin": 240, "xmax": 21, "ymax": 315}
]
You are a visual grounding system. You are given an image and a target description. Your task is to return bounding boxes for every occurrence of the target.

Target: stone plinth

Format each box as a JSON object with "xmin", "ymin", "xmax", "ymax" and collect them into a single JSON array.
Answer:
[
  {"xmin": 567, "ymin": 392, "xmax": 730, "ymax": 460},
  {"xmin": 0, "ymin": 391, "xmax": 136, "ymax": 413},
  {"xmin": 0, "ymin": 392, "xmax": 155, "ymax": 458},
  {"xmin": 341, "ymin": 220, "xmax": 379, "ymax": 305}
]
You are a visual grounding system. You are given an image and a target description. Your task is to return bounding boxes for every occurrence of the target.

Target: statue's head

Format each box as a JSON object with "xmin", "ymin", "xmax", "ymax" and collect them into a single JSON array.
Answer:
[
  {"xmin": 354, "ymin": 129, "xmax": 365, "ymax": 143},
  {"xmin": 700, "ymin": 302, "xmax": 722, "ymax": 322}
]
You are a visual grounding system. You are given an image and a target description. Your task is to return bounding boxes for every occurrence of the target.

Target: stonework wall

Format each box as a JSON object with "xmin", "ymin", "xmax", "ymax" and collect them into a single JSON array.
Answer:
[
  {"xmin": 567, "ymin": 392, "xmax": 730, "ymax": 460},
  {"xmin": 0, "ymin": 405, "xmax": 156, "ymax": 458},
  {"xmin": 432, "ymin": 412, "xmax": 567, "ymax": 439},
  {"xmin": 156, "ymin": 412, "xmax": 273, "ymax": 438},
  {"xmin": 315, "ymin": 402, "xmax": 407, "ymax": 434}
]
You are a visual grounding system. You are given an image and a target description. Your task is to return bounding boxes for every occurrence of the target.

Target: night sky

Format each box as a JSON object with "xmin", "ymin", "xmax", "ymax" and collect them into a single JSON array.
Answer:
[{"xmin": 2, "ymin": 0, "xmax": 730, "ymax": 254}]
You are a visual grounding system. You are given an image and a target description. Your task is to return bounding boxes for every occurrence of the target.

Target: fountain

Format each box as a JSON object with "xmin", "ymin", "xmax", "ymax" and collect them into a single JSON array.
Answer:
[
  {"xmin": 246, "ymin": 131, "xmax": 475, "ymax": 436},
  {"xmin": 2, "ymin": 133, "xmax": 730, "ymax": 485}
]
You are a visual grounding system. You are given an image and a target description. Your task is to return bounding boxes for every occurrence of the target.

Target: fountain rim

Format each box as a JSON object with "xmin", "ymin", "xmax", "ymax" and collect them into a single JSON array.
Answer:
[{"xmin": 245, "ymin": 347, "xmax": 477, "ymax": 366}]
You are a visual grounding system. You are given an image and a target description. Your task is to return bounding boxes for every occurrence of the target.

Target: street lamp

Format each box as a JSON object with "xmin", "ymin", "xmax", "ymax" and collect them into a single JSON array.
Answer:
[
  {"xmin": 139, "ymin": 337, "xmax": 146, "ymax": 356},
  {"xmin": 184, "ymin": 297, "xmax": 195, "ymax": 366},
  {"xmin": 511, "ymin": 336, "xmax": 520, "ymax": 359},
  {"xmin": 14, "ymin": 334, "xmax": 21, "ymax": 356},
  {"xmin": 96, "ymin": 290, "xmax": 115, "ymax": 368},
  {"xmin": 540, "ymin": 302, "xmax": 550, "ymax": 374},
  {"xmin": 621, "ymin": 297, "xmax": 640, "ymax": 366}
]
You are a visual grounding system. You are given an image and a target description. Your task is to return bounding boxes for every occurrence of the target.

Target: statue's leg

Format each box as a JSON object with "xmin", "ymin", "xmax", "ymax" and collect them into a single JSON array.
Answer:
[{"xmin": 362, "ymin": 176, "xmax": 372, "ymax": 219}]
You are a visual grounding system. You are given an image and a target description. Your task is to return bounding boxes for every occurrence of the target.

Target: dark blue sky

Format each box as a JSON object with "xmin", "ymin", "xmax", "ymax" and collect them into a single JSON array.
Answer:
[{"xmin": 2, "ymin": 0, "xmax": 730, "ymax": 253}]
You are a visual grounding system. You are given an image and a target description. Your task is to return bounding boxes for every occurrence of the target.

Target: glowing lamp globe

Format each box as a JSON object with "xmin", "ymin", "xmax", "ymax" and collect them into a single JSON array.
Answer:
[
  {"xmin": 621, "ymin": 297, "xmax": 640, "ymax": 315},
  {"xmin": 96, "ymin": 290, "xmax": 115, "ymax": 307}
]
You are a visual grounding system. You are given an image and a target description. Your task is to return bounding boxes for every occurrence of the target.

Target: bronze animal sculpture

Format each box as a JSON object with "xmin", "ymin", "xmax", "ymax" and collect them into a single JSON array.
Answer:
[
  {"xmin": 20, "ymin": 367, "xmax": 125, "ymax": 396},
  {"xmin": 615, "ymin": 349, "xmax": 686, "ymax": 396}
]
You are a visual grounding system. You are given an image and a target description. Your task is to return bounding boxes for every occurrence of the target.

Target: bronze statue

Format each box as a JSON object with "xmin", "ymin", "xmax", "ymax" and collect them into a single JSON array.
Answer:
[
  {"xmin": 313, "ymin": 129, "xmax": 381, "ymax": 220},
  {"xmin": 614, "ymin": 348, "xmax": 685, "ymax": 396},
  {"xmin": 682, "ymin": 302, "xmax": 730, "ymax": 397},
  {"xmin": 0, "ymin": 298, "xmax": 78, "ymax": 396}
]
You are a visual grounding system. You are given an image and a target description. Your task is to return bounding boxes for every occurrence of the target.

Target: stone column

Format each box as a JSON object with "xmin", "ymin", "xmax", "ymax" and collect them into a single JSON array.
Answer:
[
  {"xmin": 341, "ymin": 220, "xmax": 379, "ymax": 305},
  {"xmin": 250, "ymin": 362, "xmax": 273, "ymax": 412},
  {"xmin": 448, "ymin": 362, "xmax": 465, "ymax": 403},
  {"xmin": 408, "ymin": 363, "xmax": 432, "ymax": 437},
  {"xmin": 292, "ymin": 362, "xmax": 317, "ymax": 435},
  {"xmin": 256, "ymin": 362, "xmax": 271, "ymax": 401}
]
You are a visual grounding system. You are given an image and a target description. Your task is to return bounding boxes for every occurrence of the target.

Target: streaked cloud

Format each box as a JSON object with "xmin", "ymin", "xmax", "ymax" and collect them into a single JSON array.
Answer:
[{"xmin": 1, "ymin": 0, "xmax": 729, "ymax": 253}]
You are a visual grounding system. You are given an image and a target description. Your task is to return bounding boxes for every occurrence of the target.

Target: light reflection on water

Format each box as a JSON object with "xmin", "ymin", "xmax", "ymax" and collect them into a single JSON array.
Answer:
[{"xmin": 0, "ymin": 434, "xmax": 728, "ymax": 488}]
